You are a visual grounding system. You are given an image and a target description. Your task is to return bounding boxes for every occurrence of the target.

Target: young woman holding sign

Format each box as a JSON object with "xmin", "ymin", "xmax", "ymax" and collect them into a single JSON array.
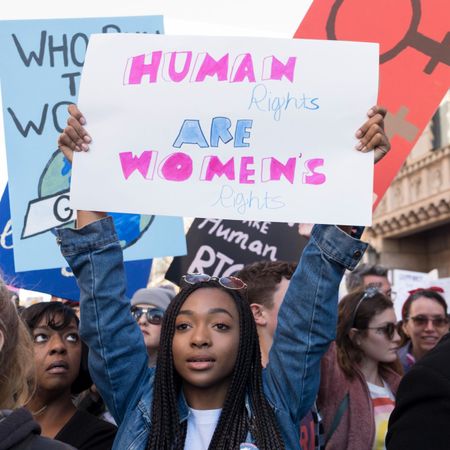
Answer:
[{"xmin": 56, "ymin": 104, "xmax": 390, "ymax": 450}]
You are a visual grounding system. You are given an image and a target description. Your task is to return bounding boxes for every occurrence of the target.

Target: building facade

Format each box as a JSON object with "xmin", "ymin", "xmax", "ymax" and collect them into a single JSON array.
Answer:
[{"xmin": 366, "ymin": 94, "xmax": 450, "ymax": 277}]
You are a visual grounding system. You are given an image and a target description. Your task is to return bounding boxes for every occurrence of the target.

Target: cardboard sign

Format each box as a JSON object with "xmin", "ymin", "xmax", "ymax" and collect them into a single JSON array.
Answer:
[
  {"xmin": 295, "ymin": 0, "xmax": 450, "ymax": 208},
  {"xmin": 0, "ymin": 185, "xmax": 152, "ymax": 300},
  {"xmin": 71, "ymin": 34, "xmax": 378, "ymax": 225},
  {"xmin": 0, "ymin": 17, "xmax": 186, "ymax": 272},
  {"xmin": 166, "ymin": 218, "xmax": 307, "ymax": 284}
]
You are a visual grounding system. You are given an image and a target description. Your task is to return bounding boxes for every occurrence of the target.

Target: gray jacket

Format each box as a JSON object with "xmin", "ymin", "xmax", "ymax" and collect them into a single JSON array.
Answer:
[{"xmin": 0, "ymin": 409, "xmax": 75, "ymax": 450}]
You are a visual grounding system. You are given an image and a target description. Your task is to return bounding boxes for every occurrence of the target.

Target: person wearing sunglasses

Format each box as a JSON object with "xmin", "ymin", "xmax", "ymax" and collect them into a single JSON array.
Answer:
[
  {"xmin": 317, "ymin": 288, "xmax": 402, "ymax": 450},
  {"xmin": 130, "ymin": 286, "xmax": 176, "ymax": 367},
  {"xmin": 397, "ymin": 287, "xmax": 449, "ymax": 373}
]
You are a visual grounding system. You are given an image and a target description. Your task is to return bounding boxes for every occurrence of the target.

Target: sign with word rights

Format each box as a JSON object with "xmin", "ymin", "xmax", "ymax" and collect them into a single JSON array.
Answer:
[{"xmin": 71, "ymin": 34, "xmax": 379, "ymax": 225}]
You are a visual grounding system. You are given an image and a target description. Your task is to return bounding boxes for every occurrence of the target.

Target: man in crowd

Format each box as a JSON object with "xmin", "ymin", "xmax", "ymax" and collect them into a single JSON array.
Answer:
[
  {"xmin": 238, "ymin": 261, "xmax": 323, "ymax": 450},
  {"xmin": 345, "ymin": 263, "xmax": 393, "ymax": 298}
]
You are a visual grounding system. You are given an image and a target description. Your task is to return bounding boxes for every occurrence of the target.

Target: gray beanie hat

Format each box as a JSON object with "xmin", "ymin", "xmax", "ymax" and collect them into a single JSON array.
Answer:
[{"xmin": 130, "ymin": 285, "xmax": 176, "ymax": 311}]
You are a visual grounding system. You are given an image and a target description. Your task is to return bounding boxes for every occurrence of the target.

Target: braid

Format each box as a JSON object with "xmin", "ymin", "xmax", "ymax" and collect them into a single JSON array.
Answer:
[
  {"xmin": 147, "ymin": 288, "xmax": 186, "ymax": 450},
  {"xmin": 147, "ymin": 281, "xmax": 285, "ymax": 450}
]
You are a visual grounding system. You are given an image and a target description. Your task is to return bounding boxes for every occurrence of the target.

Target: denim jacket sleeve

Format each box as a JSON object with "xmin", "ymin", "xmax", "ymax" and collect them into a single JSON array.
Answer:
[
  {"xmin": 263, "ymin": 224, "xmax": 367, "ymax": 424},
  {"xmin": 56, "ymin": 217, "xmax": 150, "ymax": 425}
]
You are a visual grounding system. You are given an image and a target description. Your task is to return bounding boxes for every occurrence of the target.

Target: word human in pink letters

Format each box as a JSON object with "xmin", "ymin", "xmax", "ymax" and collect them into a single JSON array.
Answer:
[{"xmin": 123, "ymin": 51, "xmax": 297, "ymax": 85}]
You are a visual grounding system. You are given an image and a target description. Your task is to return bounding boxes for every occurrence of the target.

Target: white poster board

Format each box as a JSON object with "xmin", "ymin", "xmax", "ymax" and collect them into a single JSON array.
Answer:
[
  {"xmin": 71, "ymin": 34, "xmax": 379, "ymax": 224},
  {"xmin": 433, "ymin": 278, "xmax": 450, "ymax": 304},
  {"xmin": 392, "ymin": 269, "xmax": 442, "ymax": 320}
]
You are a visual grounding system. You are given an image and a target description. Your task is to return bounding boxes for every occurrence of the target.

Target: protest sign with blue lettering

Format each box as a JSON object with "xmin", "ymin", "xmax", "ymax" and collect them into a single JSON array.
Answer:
[
  {"xmin": 0, "ymin": 16, "xmax": 186, "ymax": 272},
  {"xmin": 0, "ymin": 185, "xmax": 152, "ymax": 300},
  {"xmin": 71, "ymin": 34, "xmax": 378, "ymax": 224}
]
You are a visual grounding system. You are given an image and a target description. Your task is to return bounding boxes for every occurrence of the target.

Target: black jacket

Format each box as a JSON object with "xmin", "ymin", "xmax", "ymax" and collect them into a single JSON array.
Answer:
[
  {"xmin": 387, "ymin": 332, "xmax": 450, "ymax": 450},
  {"xmin": 55, "ymin": 410, "xmax": 116, "ymax": 450},
  {"xmin": 0, "ymin": 408, "xmax": 75, "ymax": 450}
]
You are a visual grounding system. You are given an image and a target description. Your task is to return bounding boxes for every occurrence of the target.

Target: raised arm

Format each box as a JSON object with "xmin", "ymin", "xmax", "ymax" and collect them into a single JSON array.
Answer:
[
  {"xmin": 263, "ymin": 106, "xmax": 390, "ymax": 423},
  {"xmin": 263, "ymin": 224, "xmax": 367, "ymax": 421},
  {"xmin": 56, "ymin": 106, "xmax": 150, "ymax": 425}
]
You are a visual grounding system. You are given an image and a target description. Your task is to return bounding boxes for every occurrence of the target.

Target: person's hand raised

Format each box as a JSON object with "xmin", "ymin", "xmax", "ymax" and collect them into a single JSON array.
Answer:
[
  {"xmin": 355, "ymin": 106, "xmax": 390, "ymax": 163},
  {"xmin": 57, "ymin": 104, "xmax": 91, "ymax": 163}
]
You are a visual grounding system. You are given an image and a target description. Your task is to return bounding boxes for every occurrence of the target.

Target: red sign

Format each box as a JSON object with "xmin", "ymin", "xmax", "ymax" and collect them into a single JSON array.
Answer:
[{"xmin": 295, "ymin": 0, "xmax": 450, "ymax": 208}]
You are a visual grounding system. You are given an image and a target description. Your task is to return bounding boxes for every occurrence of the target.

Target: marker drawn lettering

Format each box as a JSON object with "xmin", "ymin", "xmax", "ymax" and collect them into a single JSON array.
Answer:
[{"xmin": 124, "ymin": 51, "xmax": 297, "ymax": 85}]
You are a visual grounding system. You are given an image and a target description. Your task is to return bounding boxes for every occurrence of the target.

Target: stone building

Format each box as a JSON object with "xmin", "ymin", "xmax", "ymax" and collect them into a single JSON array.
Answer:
[{"xmin": 366, "ymin": 93, "xmax": 450, "ymax": 277}]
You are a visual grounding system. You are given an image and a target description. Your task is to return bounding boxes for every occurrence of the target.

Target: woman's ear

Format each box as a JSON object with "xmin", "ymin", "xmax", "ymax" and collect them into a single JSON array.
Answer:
[
  {"xmin": 348, "ymin": 328, "xmax": 361, "ymax": 345},
  {"xmin": 402, "ymin": 320, "xmax": 410, "ymax": 337}
]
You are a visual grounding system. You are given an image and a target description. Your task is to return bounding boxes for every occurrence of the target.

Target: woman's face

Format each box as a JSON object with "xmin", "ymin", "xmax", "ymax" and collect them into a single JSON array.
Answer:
[
  {"xmin": 357, "ymin": 307, "xmax": 400, "ymax": 364},
  {"xmin": 32, "ymin": 315, "xmax": 81, "ymax": 393},
  {"xmin": 133, "ymin": 303, "xmax": 163, "ymax": 352},
  {"xmin": 403, "ymin": 296, "xmax": 449, "ymax": 357},
  {"xmin": 172, "ymin": 287, "xmax": 240, "ymax": 407}
]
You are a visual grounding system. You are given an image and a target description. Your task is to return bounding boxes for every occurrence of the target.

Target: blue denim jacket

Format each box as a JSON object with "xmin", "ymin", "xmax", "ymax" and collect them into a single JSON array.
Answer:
[{"xmin": 57, "ymin": 218, "xmax": 366, "ymax": 450}]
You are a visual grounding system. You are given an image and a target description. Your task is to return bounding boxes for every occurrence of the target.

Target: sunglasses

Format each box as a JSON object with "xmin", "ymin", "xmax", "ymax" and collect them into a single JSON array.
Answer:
[
  {"xmin": 407, "ymin": 315, "xmax": 449, "ymax": 328},
  {"xmin": 365, "ymin": 322, "xmax": 397, "ymax": 340},
  {"xmin": 130, "ymin": 307, "xmax": 165, "ymax": 325},
  {"xmin": 350, "ymin": 286, "xmax": 380, "ymax": 327},
  {"xmin": 365, "ymin": 282, "xmax": 396, "ymax": 300},
  {"xmin": 182, "ymin": 273, "xmax": 247, "ymax": 290}
]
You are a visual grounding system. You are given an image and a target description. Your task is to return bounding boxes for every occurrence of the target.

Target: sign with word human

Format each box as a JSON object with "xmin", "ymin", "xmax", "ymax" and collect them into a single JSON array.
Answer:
[
  {"xmin": 72, "ymin": 35, "xmax": 378, "ymax": 224},
  {"xmin": 166, "ymin": 219, "xmax": 308, "ymax": 283}
]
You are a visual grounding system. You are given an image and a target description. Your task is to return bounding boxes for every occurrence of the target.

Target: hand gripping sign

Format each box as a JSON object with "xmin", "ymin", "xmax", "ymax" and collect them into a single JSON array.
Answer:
[{"xmin": 295, "ymin": 0, "xmax": 450, "ymax": 209}]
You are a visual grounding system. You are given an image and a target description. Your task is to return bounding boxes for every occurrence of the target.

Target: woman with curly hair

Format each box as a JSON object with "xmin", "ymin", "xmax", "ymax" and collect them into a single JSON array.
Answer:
[
  {"xmin": 21, "ymin": 302, "xmax": 117, "ymax": 450},
  {"xmin": 0, "ymin": 279, "xmax": 74, "ymax": 449}
]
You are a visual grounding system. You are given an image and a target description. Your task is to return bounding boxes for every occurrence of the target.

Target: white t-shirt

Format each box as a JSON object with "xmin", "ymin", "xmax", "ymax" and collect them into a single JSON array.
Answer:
[
  {"xmin": 367, "ymin": 380, "xmax": 395, "ymax": 450},
  {"xmin": 184, "ymin": 407, "xmax": 222, "ymax": 450}
]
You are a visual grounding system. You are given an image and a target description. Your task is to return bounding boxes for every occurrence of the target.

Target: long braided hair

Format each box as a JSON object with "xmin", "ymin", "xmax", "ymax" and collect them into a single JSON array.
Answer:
[{"xmin": 147, "ymin": 280, "xmax": 285, "ymax": 449}]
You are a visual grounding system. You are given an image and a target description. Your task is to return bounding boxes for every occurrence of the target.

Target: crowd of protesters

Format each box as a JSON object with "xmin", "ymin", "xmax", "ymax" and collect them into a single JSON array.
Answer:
[{"xmin": 1, "ymin": 104, "xmax": 449, "ymax": 450}]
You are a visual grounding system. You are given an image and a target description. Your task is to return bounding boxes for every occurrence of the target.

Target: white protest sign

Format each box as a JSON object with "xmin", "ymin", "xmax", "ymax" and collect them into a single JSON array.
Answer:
[
  {"xmin": 433, "ymin": 278, "xmax": 450, "ymax": 304},
  {"xmin": 392, "ymin": 269, "xmax": 439, "ymax": 319},
  {"xmin": 71, "ymin": 34, "xmax": 378, "ymax": 224}
]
